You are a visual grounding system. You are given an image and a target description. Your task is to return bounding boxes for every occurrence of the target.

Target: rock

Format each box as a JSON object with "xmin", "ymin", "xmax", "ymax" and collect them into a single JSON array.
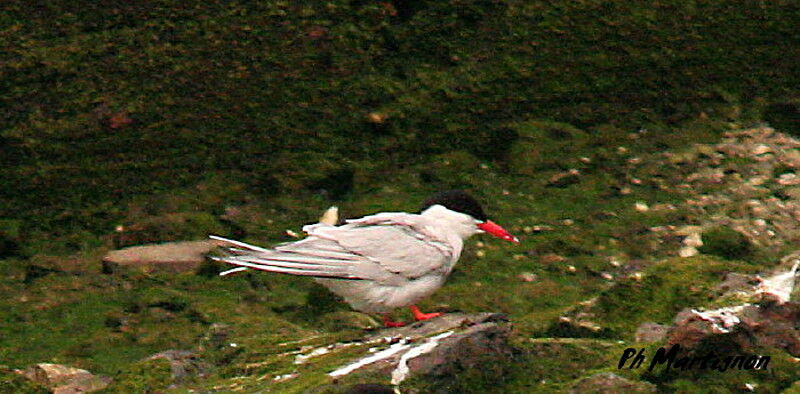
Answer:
[
  {"xmin": 318, "ymin": 313, "xmax": 512, "ymax": 389},
  {"xmin": 666, "ymin": 258, "xmax": 800, "ymax": 356},
  {"xmin": 103, "ymin": 240, "xmax": 225, "ymax": 273},
  {"xmin": 518, "ymin": 272, "xmax": 537, "ymax": 282},
  {"xmin": 540, "ymin": 253, "xmax": 567, "ymax": 264},
  {"xmin": 147, "ymin": 350, "xmax": 210, "ymax": 384},
  {"xmin": 23, "ymin": 363, "xmax": 111, "ymax": 393},
  {"xmin": 756, "ymin": 259, "xmax": 799, "ymax": 304},
  {"xmin": 679, "ymin": 246, "xmax": 699, "ymax": 258},
  {"xmin": 547, "ymin": 170, "xmax": 581, "ymax": 188},
  {"xmin": 682, "ymin": 232, "xmax": 703, "ymax": 247},
  {"xmin": 568, "ymin": 372, "xmax": 656, "ymax": 393},
  {"xmin": 635, "ymin": 322, "xmax": 669, "ymax": 343}
]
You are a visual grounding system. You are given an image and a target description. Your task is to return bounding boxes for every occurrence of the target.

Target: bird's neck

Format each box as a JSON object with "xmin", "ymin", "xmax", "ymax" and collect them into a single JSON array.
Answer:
[{"xmin": 420, "ymin": 205, "xmax": 480, "ymax": 241}]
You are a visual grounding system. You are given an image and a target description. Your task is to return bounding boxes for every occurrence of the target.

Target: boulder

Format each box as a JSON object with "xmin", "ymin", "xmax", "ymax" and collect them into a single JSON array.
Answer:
[
  {"xmin": 147, "ymin": 350, "xmax": 210, "ymax": 384},
  {"xmin": 23, "ymin": 363, "xmax": 111, "ymax": 393},
  {"xmin": 297, "ymin": 313, "xmax": 512, "ymax": 390},
  {"xmin": 103, "ymin": 240, "xmax": 225, "ymax": 273}
]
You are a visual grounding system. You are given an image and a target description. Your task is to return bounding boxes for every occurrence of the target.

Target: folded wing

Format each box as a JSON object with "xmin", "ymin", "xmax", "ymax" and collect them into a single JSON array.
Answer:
[{"xmin": 211, "ymin": 216, "xmax": 454, "ymax": 283}]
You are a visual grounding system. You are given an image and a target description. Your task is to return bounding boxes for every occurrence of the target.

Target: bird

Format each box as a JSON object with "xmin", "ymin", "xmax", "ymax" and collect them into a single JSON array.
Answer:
[{"xmin": 210, "ymin": 190, "xmax": 519, "ymax": 327}]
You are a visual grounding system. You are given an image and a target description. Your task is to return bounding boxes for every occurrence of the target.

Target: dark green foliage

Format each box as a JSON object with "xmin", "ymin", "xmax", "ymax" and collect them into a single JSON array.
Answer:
[
  {"xmin": 764, "ymin": 100, "xmax": 800, "ymax": 136},
  {"xmin": 699, "ymin": 227, "xmax": 754, "ymax": 261},
  {"xmin": 2, "ymin": 0, "xmax": 799, "ymax": 245},
  {"xmin": 1, "ymin": 1, "xmax": 799, "ymax": 392}
]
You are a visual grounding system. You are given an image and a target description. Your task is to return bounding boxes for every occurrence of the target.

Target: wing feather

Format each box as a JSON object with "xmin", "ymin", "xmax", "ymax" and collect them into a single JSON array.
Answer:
[{"xmin": 211, "ymin": 213, "xmax": 454, "ymax": 282}]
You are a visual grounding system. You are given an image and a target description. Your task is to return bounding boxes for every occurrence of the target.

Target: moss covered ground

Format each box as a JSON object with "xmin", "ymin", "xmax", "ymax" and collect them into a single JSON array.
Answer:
[{"xmin": 2, "ymin": 0, "xmax": 799, "ymax": 392}]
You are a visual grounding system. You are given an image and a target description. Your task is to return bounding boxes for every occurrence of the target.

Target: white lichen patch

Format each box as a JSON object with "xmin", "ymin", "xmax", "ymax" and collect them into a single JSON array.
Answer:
[
  {"xmin": 390, "ymin": 331, "xmax": 454, "ymax": 385},
  {"xmin": 328, "ymin": 339, "xmax": 412, "ymax": 377},
  {"xmin": 756, "ymin": 259, "xmax": 799, "ymax": 304},
  {"xmin": 295, "ymin": 341, "xmax": 362, "ymax": 364},
  {"xmin": 689, "ymin": 304, "xmax": 752, "ymax": 333}
]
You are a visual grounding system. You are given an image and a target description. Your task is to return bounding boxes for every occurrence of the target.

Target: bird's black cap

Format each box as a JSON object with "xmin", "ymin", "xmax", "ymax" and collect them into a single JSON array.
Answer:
[{"xmin": 420, "ymin": 190, "xmax": 487, "ymax": 222}]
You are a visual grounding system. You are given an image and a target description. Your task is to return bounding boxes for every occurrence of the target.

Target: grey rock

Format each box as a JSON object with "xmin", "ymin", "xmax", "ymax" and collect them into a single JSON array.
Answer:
[
  {"xmin": 635, "ymin": 322, "xmax": 669, "ymax": 343},
  {"xmin": 147, "ymin": 350, "xmax": 210, "ymax": 383},
  {"xmin": 103, "ymin": 240, "xmax": 225, "ymax": 273},
  {"xmin": 23, "ymin": 363, "xmax": 111, "ymax": 393}
]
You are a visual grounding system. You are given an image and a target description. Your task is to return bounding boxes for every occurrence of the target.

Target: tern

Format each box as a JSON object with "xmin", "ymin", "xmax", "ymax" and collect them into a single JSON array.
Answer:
[{"xmin": 211, "ymin": 190, "xmax": 519, "ymax": 327}]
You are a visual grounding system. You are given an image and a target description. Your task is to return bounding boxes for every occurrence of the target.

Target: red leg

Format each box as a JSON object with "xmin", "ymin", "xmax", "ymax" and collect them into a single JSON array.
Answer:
[
  {"xmin": 383, "ymin": 314, "xmax": 406, "ymax": 328},
  {"xmin": 409, "ymin": 305, "xmax": 442, "ymax": 321}
]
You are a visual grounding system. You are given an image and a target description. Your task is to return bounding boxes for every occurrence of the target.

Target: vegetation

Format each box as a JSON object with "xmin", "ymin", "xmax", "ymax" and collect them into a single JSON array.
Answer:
[{"xmin": 1, "ymin": 0, "xmax": 799, "ymax": 392}]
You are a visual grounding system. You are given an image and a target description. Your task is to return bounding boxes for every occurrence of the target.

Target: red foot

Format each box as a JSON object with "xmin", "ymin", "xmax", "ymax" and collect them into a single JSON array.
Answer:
[
  {"xmin": 383, "ymin": 315, "xmax": 406, "ymax": 328},
  {"xmin": 409, "ymin": 305, "xmax": 443, "ymax": 321}
]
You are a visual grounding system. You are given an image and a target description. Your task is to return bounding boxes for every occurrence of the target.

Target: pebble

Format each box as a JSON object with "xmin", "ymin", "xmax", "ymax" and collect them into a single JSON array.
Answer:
[
  {"xmin": 518, "ymin": 272, "xmax": 537, "ymax": 282},
  {"xmin": 679, "ymin": 246, "xmax": 699, "ymax": 258}
]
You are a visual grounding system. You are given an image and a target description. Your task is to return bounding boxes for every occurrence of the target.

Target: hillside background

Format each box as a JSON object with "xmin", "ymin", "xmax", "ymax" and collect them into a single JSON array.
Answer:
[{"xmin": 1, "ymin": 0, "xmax": 800, "ymax": 392}]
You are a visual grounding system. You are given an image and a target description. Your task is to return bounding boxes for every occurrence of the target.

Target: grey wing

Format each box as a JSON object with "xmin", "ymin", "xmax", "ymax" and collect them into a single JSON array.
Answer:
[
  {"xmin": 210, "ymin": 235, "xmax": 394, "ymax": 281},
  {"xmin": 317, "ymin": 224, "xmax": 454, "ymax": 279},
  {"xmin": 210, "ymin": 222, "xmax": 452, "ymax": 282}
]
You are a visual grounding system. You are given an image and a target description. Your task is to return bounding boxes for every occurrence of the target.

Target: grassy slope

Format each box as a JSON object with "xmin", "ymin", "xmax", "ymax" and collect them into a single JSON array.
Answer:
[{"xmin": 1, "ymin": 0, "xmax": 800, "ymax": 392}]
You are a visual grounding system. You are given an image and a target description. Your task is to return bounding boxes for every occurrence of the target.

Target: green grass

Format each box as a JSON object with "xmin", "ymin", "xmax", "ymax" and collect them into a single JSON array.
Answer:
[{"xmin": 2, "ymin": 0, "xmax": 799, "ymax": 391}]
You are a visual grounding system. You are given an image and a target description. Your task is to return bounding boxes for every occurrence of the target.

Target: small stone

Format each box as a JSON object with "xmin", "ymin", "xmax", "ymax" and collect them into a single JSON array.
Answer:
[
  {"xmin": 617, "ymin": 146, "xmax": 628, "ymax": 154},
  {"xmin": 609, "ymin": 259, "xmax": 621, "ymax": 267},
  {"xmin": 562, "ymin": 219, "xmax": 574, "ymax": 226},
  {"xmin": 475, "ymin": 250, "xmax": 486, "ymax": 258},
  {"xmin": 679, "ymin": 246, "xmax": 699, "ymax": 257},
  {"xmin": 518, "ymin": 272, "xmax": 537, "ymax": 282},
  {"xmin": 752, "ymin": 144, "xmax": 771, "ymax": 155},
  {"xmin": 579, "ymin": 156, "xmax": 591, "ymax": 163},
  {"xmin": 634, "ymin": 202, "xmax": 649, "ymax": 212},
  {"xmin": 540, "ymin": 254, "xmax": 567, "ymax": 264},
  {"xmin": 778, "ymin": 173, "xmax": 800, "ymax": 185},
  {"xmin": 683, "ymin": 233, "xmax": 703, "ymax": 247},
  {"xmin": 675, "ymin": 225, "xmax": 703, "ymax": 236},
  {"xmin": 629, "ymin": 272, "xmax": 643, "ymax": 281},
  {"xmin": 567, "ymin": 265, "xmax": 577, "ymax": 273},
  {"xmin": 367, "ymin": 112, "xmax": 387, "ymax": 123},
  {"xmin": 620, "ymin": 187, "xmax": 632, "ymax": 195},
  {"xmin": 600, "ymin": 272, "xmax": 613, "ymax": 280}
]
